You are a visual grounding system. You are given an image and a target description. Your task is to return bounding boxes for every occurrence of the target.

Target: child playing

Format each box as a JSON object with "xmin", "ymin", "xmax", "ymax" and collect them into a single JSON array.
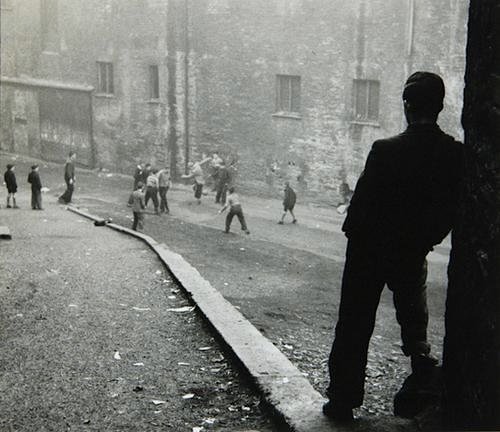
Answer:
[
  {"xmin": 145, "ymin": 169, "xmax": 159, "ymax": 214},
  {"xmin": 27, "ymin": 164, "xmax": 43, "ymax": 210},
  {"xmin": 4, "ymin": 164, "xmax": 19, "ymax": 209},
  {"xmin": 129, "ymin": 181, "xmax": 146, "ymax": 231},
  {"xmin": 218, "ymin": 186, "xmax": 250, "ymax": 234},
  {"xmin": 278, "ymin": 181, "xmax": 297, "ymax": 224}
]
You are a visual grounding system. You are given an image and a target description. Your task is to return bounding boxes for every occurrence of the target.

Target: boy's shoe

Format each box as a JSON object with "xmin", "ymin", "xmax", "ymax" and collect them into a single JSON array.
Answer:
[
  {"xmin": 245, "ymin": 230, "xmax": 250, "ymax": 235},
  {"xmin": 411, "ymin": 353, "xmax": 439, "ymax": 375},
  {"xmin": 322, "ymin": 401, "xmax": 354, "ymax": 423},
  {"xmin": 6, "ymin": 205, "xmax": 12, "ymax": 208},
  {"xmin": 13, "ymin": 205, "xmax": 19, "ymax": 209},
  {"xmin": 292, "ymin": 219, "xmax": 297, "ymax": 224},
  {"xmin": 277, "ymin": 221, "xmax": 284, "ymax": 225}
]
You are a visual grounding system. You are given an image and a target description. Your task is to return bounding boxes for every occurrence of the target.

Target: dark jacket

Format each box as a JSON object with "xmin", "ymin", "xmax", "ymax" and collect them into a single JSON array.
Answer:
[
  {"xmin": 343, "ymin": 123, "xmax": 464, "ymax": 252},
  {"xmin": 27, "ymin": 171, "xmax": 42, "ymax": 190},
  {"xmin": 4, "ymin": 170, "xmax": 17, "ymax": 193},
  {"xmin": 64, "ymin": 161, "xmax": 75, "ymax": 183},
  {"xmin": 283, "ymin": 185, "xmax": 297, "ymax": 209}
]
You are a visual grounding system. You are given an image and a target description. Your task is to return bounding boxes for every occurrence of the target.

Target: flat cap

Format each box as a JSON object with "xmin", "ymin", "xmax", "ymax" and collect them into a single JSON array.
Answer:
[{"xmin": 403, "ymin": 71, "xmax": 445, "ymax": 113}]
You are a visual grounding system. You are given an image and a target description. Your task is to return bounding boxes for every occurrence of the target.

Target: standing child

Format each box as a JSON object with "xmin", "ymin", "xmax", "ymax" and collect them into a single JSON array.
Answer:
[
  {"xmin": 278, "ymin": 181, "xmax": 297, "ymax": 224},
  {"xmin": 27, "ymin": 165, "xmax": 43, "ymax": 210},
  {"xmin": 129, "ymin": 181, "xmax": 146, "ymax": 231},
  {"xmin": 4, "ymin": 164, "xmax": 19, "ymax": 208},
  {"xmin": 157, "ymin": 166, "xmax": 171, "ymax": 214},
  {"xmin": 218, "ymin": 186, "xmax": 250, "ymax": 234},
  {"xmin": 145, "ymin": 168, "xmax": 159, "ymax": 214}
]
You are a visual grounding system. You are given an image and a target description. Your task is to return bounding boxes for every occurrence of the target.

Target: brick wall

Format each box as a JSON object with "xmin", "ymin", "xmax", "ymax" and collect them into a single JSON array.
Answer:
[{"xmin": 1, "ymin": 0, "xmax": 469, "ymax": 199}]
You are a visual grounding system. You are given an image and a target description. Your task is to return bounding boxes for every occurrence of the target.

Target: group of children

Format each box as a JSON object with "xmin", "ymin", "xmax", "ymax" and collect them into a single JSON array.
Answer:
[
  {"xmin": 129, "ymin": 155, "xmax": 298, "ymax": 235},
  {"xmin": 2, "ymin": 163, "xmax": 43, "ymax": 210}
]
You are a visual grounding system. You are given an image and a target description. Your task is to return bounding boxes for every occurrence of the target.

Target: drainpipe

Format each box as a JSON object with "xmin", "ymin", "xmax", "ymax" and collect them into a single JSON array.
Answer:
[{"xmin": 183, "ymin": 0, "xmax": 190, "ymax": 173}]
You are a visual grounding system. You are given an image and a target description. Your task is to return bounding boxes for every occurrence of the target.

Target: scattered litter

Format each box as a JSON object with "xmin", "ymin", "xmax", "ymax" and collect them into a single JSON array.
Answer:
[
  {"xmin": 211, "ymin": 355, "xmax": 224, "ymax": 363},
  {"xmin": 239, "ymin": 247, "xmax": 245, "ymax": 251},
  {"xmin": 203, "ymin": 418, "xmax": 216, "ymax": 425},
  {"xmin": 171, "ymin": 288, "xmax": 179, "ymax": 293},
  {"xmin": 151, "ymin": 400, "xmax": 166, "ymax": 405},
  {"xmin": 117, "ymin": 409, "xmax": 126, "ymax": 415},
  {"xmin": 119, "ymin": 303, "xmax": 127, "ymax": 307},
  {"xmin": 168, "ymin": 295, "xmax": 176, "ymax": 300},
  {"xmin": 41, "ymin": 187, "xmax": 50, "ymax": 193},
  {"xmin": 182, "ymin": 393, "xmax": 195, "ymax": 399},
  {"xmin": 106, "ymin": 173, "xmax": 113, "ymax": 177},
  {"xmin": 155, "ymin": 270, "xmax": 162, "ymax": 275},
  {"xmin": 132, "ymin": 306, "xmax": 151, "ymax": 312},
  {"xmin": 210, "ymin": 368, "xmax": 221, "ymax": 373},
  {"xmin": 114, "ymin": 351, "xmax": 122, "ymax": 360},
  {"xmin": 111, "ymin": 393, "xmax": 119, "ymax": 398},
  {"xmin": 228, "ymin": 406, "xmax": 238, "ymax": 412},
  {"xmin": 167, "ymin": 306, "xmax": 195, "ymax": 313},
  {"xmin": 15, "ymin": 313, "xmax": 23, "ymax": 318},
  {"xmin": 283, "ymin": 344, "xmax": 293, "ymax": 350},
  {"xmin": 198, "ymin": 346, "xmax": 212, "ymax": 351},
  {"xmin": 223, "ymin": 282, "xmax": 229, "ymax": 286},
  {"xmin": 133, "ymin": 386, "xmax": 144, "ymax": 392},
  {"xmin": 68, "ymin": 304, "xmax": 78, "ymax": 308},
  {"xmin": 133, "ymin": 362, "xmax": 145, "ymax": 367},
  {"xmin": 241, "ymin": 406, "xmax": 251, "ymax": 411},
  {"xmin": 192, "ymin": 427, "xmax": 203, "ymax": 432},
  {"xmin": 154, "ymin": 410, "xmax": 162, "ymax": 414},
  {"xmin": 282, "ymin": 377, "xmax": 290, "ymax": 384}
]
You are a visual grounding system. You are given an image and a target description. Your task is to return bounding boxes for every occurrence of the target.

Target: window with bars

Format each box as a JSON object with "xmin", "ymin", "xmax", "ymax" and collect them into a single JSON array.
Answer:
[
  {"xmin": 353, "ymin": 79, "xmax": 380, "ymax": 122},
  {"xmin": 97, "ymin": 62, "xmax": 114, "ymax": 95},
  {"xmin": 149, "ymin": 65, "xmax": 160, "ymax": 100},
  {"xmin": 276, "ymin": 75, "xmax": 301, "ymax": 115}
]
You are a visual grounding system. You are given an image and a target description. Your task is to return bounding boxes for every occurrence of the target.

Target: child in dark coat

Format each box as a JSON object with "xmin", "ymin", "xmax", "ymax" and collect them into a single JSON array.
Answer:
[
  {"xmin": 278, "ymin": 181, "xmax": 297, "ymax": 224},
  {"xmin": 27, "ymin": 164, "xmax": 43, "ymax": 210},
  {"xmin": 4, "ymin": 164, "xmax": 19, "ymax": 208}
]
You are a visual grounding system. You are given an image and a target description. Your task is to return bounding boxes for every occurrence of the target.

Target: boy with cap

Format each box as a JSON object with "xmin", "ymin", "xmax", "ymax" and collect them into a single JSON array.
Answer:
[
  {"xmin": 27, "ymin": 165, "xmax": 43, "ymax": 210},
  {"xmin": 324, "ymin": 72, "xmax": 464, "ymax": 422},
  {"xmin": 4, "ymin": 164, "xmax": 19, "ymax": 208}
]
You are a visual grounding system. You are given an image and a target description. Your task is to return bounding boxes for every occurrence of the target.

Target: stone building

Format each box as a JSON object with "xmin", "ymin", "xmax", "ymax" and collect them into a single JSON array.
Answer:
[{"xmin": 0, "ymin": 0, "xmax": 469, "ymax": 200}]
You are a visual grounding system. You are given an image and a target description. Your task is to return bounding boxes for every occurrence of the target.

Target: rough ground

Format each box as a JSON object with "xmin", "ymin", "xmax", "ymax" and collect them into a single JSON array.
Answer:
[
  {"xmin": 1, "ymin": 152, "xmax": 451, "ymax": 421},
  {"xmin": 0, "ymin": 190, "xmax": 275, "ymax": 431}
]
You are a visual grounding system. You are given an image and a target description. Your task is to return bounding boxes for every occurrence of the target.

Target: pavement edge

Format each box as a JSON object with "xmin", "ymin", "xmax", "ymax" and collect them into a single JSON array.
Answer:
[{"xmin": 66, "ymin": 205, "xmax": 339, "ymax": 432}]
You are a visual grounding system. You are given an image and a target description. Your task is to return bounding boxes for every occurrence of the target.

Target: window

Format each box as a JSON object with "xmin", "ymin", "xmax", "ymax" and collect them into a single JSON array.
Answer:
[
  {"xmin": 276, "ymin": 75, "xmax": 301, "ymax": 114},
  {"xmin": 149, "ymin": 65, "xmax": 159, "ymax": 100},
  {"xmin": 353, "ymin": 79, "xmax": 380, "ymax": 122},
  {"xmin": 40, "ymin": 0, "xmax": 59, "ymax": 51},
  {"xmin": 97, "ymin": 62, "xmax": 114, "ymax": 95}
]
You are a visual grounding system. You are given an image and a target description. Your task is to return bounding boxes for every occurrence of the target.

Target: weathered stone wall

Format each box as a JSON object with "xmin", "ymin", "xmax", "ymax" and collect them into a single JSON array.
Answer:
[
  {"xmin": 186, "ymin": 0, "xmax": 469, "ymax": 200},
  {"xmin": 444, "ymin": 0, "xmax": 500, "ymax": 429},
  {"xmin": 1, "ymin": 0, "xmax": 469, "ymax": 197}
]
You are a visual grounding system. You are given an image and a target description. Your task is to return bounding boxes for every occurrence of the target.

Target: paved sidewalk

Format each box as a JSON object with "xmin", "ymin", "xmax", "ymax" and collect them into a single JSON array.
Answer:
[{"xmin": 0, "ymin": 199, "xmax": 274, "ymax": 431}]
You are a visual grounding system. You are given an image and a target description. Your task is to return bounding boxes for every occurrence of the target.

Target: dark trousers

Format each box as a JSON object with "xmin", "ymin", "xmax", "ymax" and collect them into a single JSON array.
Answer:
[
  {"xmin": 60, "ymin": 180, "xmax": 74, "ymax": 203},
  {"xmin": 132, "ymin": 212, "xmax": 144, "ymax": 231},
  {"xmin": 215, "ymin": 183, "xmax": 228, "ymax": 204},
  {"xmin": 145, "ymin": 187, "xmax": 159, "ymax": 211},
  {"xmin": 225, "ymin": 205, "xmax": 248, "ymax": 232},
  {"xmin": 159, "ymin": 186, "xmax": 169, "ymax": 213},
  {"xmin": 31, "ymin": 188, "xmax": 42, "ymax": 209},
  {"xmin": 327, "ymin": 239, "xmax": 429, "ymax": 408}
]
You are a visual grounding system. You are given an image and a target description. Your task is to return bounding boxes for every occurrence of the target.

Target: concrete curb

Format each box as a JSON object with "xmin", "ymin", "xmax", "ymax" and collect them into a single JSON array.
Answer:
[{"xmin": 66, "ymin": 205, "xmax": 337, "ymax": 432}]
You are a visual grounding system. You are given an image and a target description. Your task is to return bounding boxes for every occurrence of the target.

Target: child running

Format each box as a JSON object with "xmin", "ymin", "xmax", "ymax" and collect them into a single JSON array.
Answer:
[
  {"xmin": 278, "ymin": 181, "xmax": 297, "ymax": 224},
  {"xmin": 218, "ymin": 186, "xmax": 250, "ymax": 235}
]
